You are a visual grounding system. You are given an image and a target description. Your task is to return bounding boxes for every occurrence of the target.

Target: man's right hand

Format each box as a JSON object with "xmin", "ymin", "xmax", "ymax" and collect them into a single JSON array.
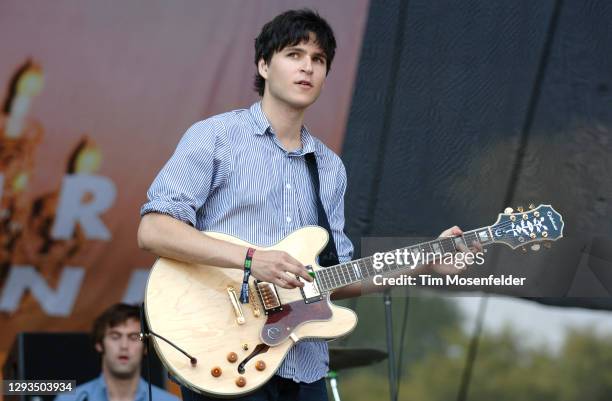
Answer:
[{"xmin": 250, "ymin": 249, "xmax": 313, "ymax": 289}]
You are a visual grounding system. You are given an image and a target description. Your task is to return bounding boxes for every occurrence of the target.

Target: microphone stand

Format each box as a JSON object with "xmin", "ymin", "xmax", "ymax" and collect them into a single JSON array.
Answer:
[{"xmin": 383, "ymin": 289, "xmax": 398, "ymax": 401}]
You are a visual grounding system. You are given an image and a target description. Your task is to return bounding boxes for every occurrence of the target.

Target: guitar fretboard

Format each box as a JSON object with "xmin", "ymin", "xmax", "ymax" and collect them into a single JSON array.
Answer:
[{"xmin": 315, "ymin": 227, "xmax": 494, "ymax": 292}]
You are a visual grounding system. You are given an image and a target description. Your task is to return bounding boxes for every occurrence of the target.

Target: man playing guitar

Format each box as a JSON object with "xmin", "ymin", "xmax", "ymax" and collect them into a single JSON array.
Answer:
[{"xmin": 138, "ymin": 8, "xmax": 473, "ymax": 401}]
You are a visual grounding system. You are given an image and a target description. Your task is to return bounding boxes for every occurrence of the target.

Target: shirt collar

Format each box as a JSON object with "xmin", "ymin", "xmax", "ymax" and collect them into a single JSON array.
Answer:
[
  {"xmin": 97, "ymin": 374, "xmax": 148, "ymax": 401},
  {"xmin": 248, "ymin": 101, "xmax": 317, "ymax": 155}
]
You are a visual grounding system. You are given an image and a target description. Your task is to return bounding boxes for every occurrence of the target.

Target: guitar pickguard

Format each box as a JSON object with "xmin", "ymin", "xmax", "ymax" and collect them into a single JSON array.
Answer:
[{"xmin": 260, "ymin": 298, "xmax": 333, "ymax": 346}]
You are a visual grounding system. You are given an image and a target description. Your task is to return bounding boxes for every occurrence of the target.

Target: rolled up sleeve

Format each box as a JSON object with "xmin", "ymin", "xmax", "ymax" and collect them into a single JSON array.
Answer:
[{"xmin": 140, "ymin": 118, "xmax": 229, "ymax": 227}]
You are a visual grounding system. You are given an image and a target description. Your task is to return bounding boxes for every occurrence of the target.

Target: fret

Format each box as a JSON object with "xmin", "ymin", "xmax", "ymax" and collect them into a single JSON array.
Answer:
[
  {"xmin": 342, "ymin": 263, "xmax": 353, "ymax": 284},
  {"xmin": 324, "ymin": 269, "xmax": 334, "ymax": 290},
  {"xmin": 463, "ymin": 231, "xmax": 477, "ymax": 246},
  {"xmin": 358, "ymin": 257, "xmax": 370, "ymax": 277},
  {"xmin": 351, "ymin": 261, "xmax": 362, "ymax": 280},
  {"xmin": 329, "ymin": 268, "xmax": 339, "ymax": 289},
  {"xmin": 317, "ymin": 269, "xmax": 327, "ymax": 291},
  {"xmin": 399, "ymin": 247, "xmax": 413, "ymax": 268},
  {"xmin": 382, "ymin": 257, "xmax": 394, "ymax": 273},
  {"xmin": 387, "ymin": 258, "xmax": 399, "ymax": 272},
  {"xmin": 420, "ymin": 243, "xmax": 432, "ymax": 253},
  {"xmin": 339, "ymin": 264, "xmax": 349, "ymax": 284},
  {"xmin": 321, "ymin": 269, "xmax": 332, "ymax": 291},
  {"xmin": 361, "ymin": 257, "xmax": 375, "ymax": 277},
  {"xmin": 453, "ymin": 236, "xmax": 465, "ymax": 250},
  {"xmin": 430, "ymin": 240, "xmax": 443, "ymax": 255},
  {"xmin": 336, "ymin": 265, "xmax": 346, "ymax": 286},
  {"xmin": 334, "ymin": 264, "xmax": 344, "ymax": 286},
  {"xmin": 476, "ymin": 227, "xmax": 492, "ymax": 244},
  {"xmin": 439, "ymin": 238, "xmax": 454, "ymax": 253},
  {"xmin": 344, "ymin": 263, "xmax": 356, "ymax": 284},
  {"xmin": 341, "ymin": 263, "xmax": 351, "ymax": 284}
]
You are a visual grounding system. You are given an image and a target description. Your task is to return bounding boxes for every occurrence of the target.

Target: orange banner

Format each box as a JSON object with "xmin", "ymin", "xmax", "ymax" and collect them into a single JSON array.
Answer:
[{"xmin": 0, "ymin": 0, "xmax": 368, "ymax": 370}]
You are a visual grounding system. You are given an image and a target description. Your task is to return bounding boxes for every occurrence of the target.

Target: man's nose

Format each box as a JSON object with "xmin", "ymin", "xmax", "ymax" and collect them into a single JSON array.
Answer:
[{"xmin": 301, "ymin": 57, "xmax": 313, "ymax": 73}]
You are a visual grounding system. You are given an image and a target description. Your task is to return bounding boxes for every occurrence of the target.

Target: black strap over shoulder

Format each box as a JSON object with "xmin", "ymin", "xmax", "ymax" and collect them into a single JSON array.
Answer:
[{"xmin": 305, "ymin": 152, "xmax": 340, "ymax": 267}]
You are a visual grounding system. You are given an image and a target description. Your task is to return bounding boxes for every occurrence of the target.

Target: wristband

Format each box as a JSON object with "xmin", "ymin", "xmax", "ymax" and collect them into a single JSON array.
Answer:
[{"xmin": 239, "ymin": 248, "xmax": 256, "ymax": 303}]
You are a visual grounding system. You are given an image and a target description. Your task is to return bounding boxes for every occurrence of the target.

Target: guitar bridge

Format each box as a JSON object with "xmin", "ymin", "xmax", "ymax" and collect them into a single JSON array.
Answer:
[{"xmin": 255, "ymin": 280, "xmax": 283, "ymax": 314}]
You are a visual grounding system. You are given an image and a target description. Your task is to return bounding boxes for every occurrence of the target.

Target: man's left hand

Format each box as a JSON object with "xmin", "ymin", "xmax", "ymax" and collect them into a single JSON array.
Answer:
[{"xmin": 429, "ymin": 225, "xmax": 483, "ymax": 275}]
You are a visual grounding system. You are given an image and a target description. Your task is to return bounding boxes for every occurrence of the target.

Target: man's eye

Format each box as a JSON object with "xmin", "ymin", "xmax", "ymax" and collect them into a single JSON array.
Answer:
[
  {"xmin": 288, "ymin": 52, "xmax": 298, "ymax": 58},
  {"xmin": 109, "ymin": 333, "xmax": 120, "ymax": 340},
  {"xmin": 128, "ymin": 334, "xmax": 140, "ymax": 341}
]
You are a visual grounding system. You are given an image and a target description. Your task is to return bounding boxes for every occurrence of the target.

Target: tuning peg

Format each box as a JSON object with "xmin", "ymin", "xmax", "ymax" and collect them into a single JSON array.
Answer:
[
  {"xmin": 504, "ymin": 207, "xmax": 514, "ymax": 214},
  {"xmin": 517, "ymin": 206, "xmax": 524, "ymax": 212},
  {"xmin": 543, "ymin": 243, "xmax": 552, "ymax": 249},
  {"xmin": 531, "ymin": 244, "xmax": 541, "ymax": 251},
  {"xmin": 529, "ymin": 204, "xmax": 535, "ymax": 210}
]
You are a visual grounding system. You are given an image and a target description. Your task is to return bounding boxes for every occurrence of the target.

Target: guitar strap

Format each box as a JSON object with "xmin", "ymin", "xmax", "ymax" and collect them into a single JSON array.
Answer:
[{"xmin": 305, "ymin": 152, "xmax": 340, "ymax": 267}]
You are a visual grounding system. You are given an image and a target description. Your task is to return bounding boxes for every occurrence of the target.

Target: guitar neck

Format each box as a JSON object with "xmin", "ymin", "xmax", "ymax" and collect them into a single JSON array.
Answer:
[{"xmin": 315, "ymin": 226, "xmax": 495, "ymax": 293}]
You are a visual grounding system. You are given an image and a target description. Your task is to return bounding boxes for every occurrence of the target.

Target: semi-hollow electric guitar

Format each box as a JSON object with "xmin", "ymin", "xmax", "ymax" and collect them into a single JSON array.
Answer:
[{"xmin": 144, "ymin": 204, "xmax": 563, "ymax": 397}]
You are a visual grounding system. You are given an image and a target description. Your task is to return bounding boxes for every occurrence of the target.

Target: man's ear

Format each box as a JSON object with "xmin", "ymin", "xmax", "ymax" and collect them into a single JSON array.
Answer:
[
  {"xmin": 258, "ymin": 59, "xmax": 269, "ymax": 80},
  {"xmin": 95, "ymin": 342, "xmax": 103, "ymax": 354}
]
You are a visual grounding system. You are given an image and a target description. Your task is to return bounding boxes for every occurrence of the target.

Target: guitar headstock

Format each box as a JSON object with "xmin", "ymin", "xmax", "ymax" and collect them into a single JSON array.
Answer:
[{"xmin": 490, "ymin": 204, "xmax": 564, "ymax": 249}]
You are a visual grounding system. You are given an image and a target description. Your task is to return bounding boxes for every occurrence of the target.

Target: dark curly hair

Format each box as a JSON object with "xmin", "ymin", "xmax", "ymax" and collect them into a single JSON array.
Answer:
[
  {"xmin": 92, "ymin": 303, "xmax": 141, "ymax": 347},
  {"xmin": 253, "ymin": 9, "xmax": 337, "ymax": 96}
]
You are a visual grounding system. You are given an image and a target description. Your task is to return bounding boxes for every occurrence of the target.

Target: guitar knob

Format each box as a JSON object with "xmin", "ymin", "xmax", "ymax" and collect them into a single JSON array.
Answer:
[
  {"xmin": 211, "ymin": 367, "xmax": 222, "ymax": 377},
  {"xmin": 531, "ymin": 244, "xmax": 541, "ymax": 251},
  {"xmin": 236, "ymin": 376, "xmax": 247, "ymax": 387},
  {"xmin": 256, "ymin": 360, "xmax": 266, "ymax": 371},
  {"xmin": 504, "ymin": 207, "xmax": 514, "ymax": 214},
  {"xmin": 517, "ymin": 206, "xmax": 524, "ymax": 212},
  {"xmin": 227, "ymin": 352, "xmax": 238, "ymax": 363}
]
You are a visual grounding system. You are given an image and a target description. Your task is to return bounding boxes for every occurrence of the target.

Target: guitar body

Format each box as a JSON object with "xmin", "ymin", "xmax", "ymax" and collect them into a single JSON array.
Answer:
[{"xmin": 144, "ymin": 226, "xmax": 358, "ymax": 398}]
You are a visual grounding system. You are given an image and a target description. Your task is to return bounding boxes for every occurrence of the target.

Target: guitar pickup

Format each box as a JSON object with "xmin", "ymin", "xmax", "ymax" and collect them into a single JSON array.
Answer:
[
  {"xmin": 255, "ymin": 281, "xmax": 283, "ymax": 314},
  {"xmin": 299, "ymin": 265, "xmax": 322, "ymax": 304}
]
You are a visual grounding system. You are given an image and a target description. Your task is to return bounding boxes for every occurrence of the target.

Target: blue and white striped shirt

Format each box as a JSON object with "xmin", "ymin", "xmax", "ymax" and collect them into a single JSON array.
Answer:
[{"xmin": 141, "ymin": 101, "xmax": 354, "ymax": 383}]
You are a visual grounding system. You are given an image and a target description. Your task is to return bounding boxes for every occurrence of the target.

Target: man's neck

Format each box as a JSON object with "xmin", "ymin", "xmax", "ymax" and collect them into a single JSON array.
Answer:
[
  {"xmin": 102, "ymin": 369, "xmax": 140, "ymax": 401},
  {"xmin": 260, "ymin": 95, "xmax": 305, "ymax": 152}
]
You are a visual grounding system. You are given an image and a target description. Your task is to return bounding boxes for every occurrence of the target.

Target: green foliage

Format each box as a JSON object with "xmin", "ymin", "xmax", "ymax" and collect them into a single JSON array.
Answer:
[{"xmin": 334, "ymin": 296, "xmax": 612, "ymax": 401}]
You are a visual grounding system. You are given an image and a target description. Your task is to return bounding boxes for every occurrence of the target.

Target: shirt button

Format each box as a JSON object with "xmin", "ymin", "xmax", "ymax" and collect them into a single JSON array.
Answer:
[
  {"xmin": 286, "ymin": 216, "xmax": 292, "ymax": 223},
  {"xmin": 286, "ymin": 183, "xmax": 291, "ymax": 189}
]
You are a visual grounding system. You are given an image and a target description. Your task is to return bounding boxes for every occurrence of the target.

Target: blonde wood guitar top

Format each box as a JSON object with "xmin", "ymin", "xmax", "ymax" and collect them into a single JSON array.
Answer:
[{"xmin": 145, "ymin": 226, "xmax": 357, "ymax": 398}]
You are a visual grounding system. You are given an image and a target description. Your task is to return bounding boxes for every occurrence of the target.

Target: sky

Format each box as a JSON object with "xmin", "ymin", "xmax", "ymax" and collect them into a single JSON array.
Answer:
[{"xmin": 457, "ymin": 295, "xmax": 612, "ymax": 352}]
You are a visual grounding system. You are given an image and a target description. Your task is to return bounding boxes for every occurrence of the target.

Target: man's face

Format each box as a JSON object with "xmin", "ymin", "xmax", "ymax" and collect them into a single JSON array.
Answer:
[
  {"xmin": 96, "ymin": 318, "xmax": 143, "ymax": 379},
  {"xmin": 259, "ymin": 33, "xmax": 328, "ymax": 110}
]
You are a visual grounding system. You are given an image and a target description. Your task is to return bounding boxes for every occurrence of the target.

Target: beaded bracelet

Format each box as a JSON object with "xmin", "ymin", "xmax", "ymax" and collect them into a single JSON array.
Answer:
[{"xmin": 239, "ymin": 248, "xmax": 256, "ymax": 303}]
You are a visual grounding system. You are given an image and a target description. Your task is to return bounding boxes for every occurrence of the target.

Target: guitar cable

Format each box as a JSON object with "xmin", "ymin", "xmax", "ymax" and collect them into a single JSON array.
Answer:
[
  {"xmin": 139, "ymin": 303, "xmax": 198, "ymax": 401},
  {"xmin": 139, "ymin": 303, "xmax": 198, "ymax": 366}
]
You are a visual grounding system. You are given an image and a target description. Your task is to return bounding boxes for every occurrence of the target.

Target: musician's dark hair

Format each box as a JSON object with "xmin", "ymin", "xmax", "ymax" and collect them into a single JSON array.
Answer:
[
  {"xmin": 253, "ymin": 8, "xmax": 336, "ymax": 96},
  {"xmin": 92, "ymin": 303, "xmax": 141, "ymax": 347}
]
